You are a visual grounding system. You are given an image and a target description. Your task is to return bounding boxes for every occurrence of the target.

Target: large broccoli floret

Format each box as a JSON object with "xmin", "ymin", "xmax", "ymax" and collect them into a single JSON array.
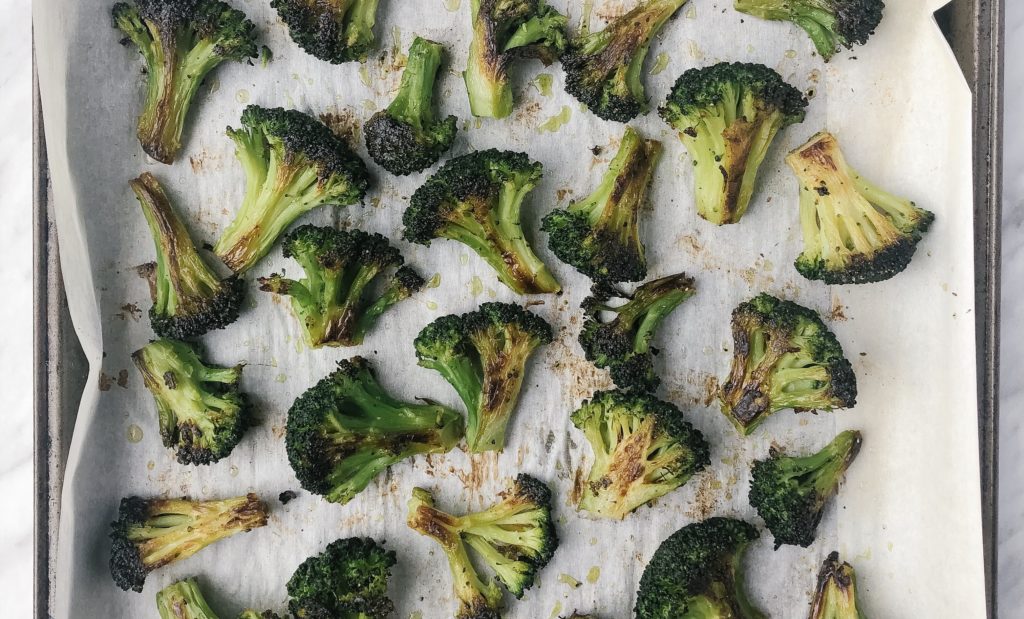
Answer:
[
  {"xmin": 787, "ymin": 131, "xmax": 935, "ymax": 284},
  {"xmin": 270, "ymin": 0, "xmax": 380, "ymax": 63},
  {"xmin": 414, "ymin": 302, "xmax": 552, "ymax": 452},
  {"xmin": 404, "ymin": 149, "xmax": 561, "ymax": 294},
  {"xmin": 563, "ymin": 0, "xmax": 686, "ymax": 122},
  {"xmin": 286, "ymin": 356, "xmax": 464, "ymax": 504},
  {"xmin": 109, "ymin": 494, "xmax": 267, "ymax": 592},
  {"xmin": 286, "ymin": 537, "xmax": 396, "ymax": 618},
  {"xmin": 542, "ymin": 127, "xmax": 662, "ymax": 282},
  {"xmin": 132, "ymin": 339, "xmax": 249, "ymax": 465},
  {"xmin": 258, "ymin": 225, "xmax": 424, "ymax": 348},
  {"xmin": 578, "ymin": 272, "xmax": 695, "ymax": 392},
  {"xmin": 734, "ymin": 0, "xmax": 884, "ymax": 61},
  {"xmin": 364, "ymin": 36, "xmax": 458, "ymax": 176},
  {"xmin": 719, "ymin": 293, "xmax": 857, "ymax": 434},
  {"xmin": 659, "ymin": 62, "xmax": 807, "ymax": 225},
  {"xmin": 749, "ymin": 430, "xmax": 862, "ymax": 548},
  {"xmin": 112, "ymin": 0, "xmax": 260, "ymax": 163},
  {"xmin": 635, "ymin": 517, "xmax": 765, "ymax": 618},
  {"xmin": 810, "ymin": 551, "xmax": 868, "ymax": 618},
  {"xmin": 214, "ymin": 105, "xmax": 369, "ymax": 274}
]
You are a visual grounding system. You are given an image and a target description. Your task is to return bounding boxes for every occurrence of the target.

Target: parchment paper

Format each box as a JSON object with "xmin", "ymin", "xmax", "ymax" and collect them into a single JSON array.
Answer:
[{"xmin": 34, "ymin": 0, "xmax": 987, "ymax": 616}]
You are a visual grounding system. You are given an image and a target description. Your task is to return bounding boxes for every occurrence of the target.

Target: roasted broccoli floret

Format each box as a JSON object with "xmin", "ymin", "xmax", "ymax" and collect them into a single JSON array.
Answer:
[
  {"xmin": 571, "ymin": 390, "xmax": 710, "ymax": 520},
  {"xmin": 271, "ymin": 0, "xmax": 380, "ymax": 63},
  {"xmin": 635, "ymin": 517, "xmax": 765, "ymax": 618},
  {"xmin": 109, "ymin": 494, "xmax": 267, "ymax": 592},
  {"xmin": 414, "ymin": 302, "xmax": 552, "ymax": 452},
  {"xmin": 718, "ymin": 293, "xmax": 857, "ymax": 434},
  {"xmin": 132, "ymin": 339, "xmax": 249, "ymax": 465},
  {"xmin": 810, "ymin": 551, "xmax": 868, "ymax": 618},
  {"xmin": 286, "ymin": 537, "xmax": 396, "ymax": 618},
  {"xmin": 286, "ymin": 356, "xmax": 464, "ymax": 504},
  {"xmin": 112, "ymin": 0, "xmax": 260, "ymax": 163},
  {"xmin": 659, "ymin": 62, "xmax": 807, "ymax": 225},
  {"xmin": 214, "ymin": 105, "xmax": 369, "ymax": 273},
  {"xmin": 734, "ymin": 0, "xmax": 884, "ymax": 61},
  {"xmin": 787, "ymin": 131, "xmax": 935, "ymax": 284},
  {"xmin": 258, "ymin": 225, "xmax": 424, "ymax": 348},
  {"xmin": 364, "ymin": 37, "xmax": 458, "ymax": 176},
  {"xmin": 542, "ymin": 127, "xmax": 662, "ymax": 282},
  {"xmin": 464, "ymin": 0, "xmax": 567, "ymax": 118},
  {"xmin": 407, "ymin": 475, "xmax": 558, "ymax": 617},
  {"xmin": 563, "ymin": 0, "xmax": 686, "ymax": 122},
  {"xmin": 157, "ymin": 578, "xmax": 220, "ymax": 619},
  {"xmin": 404, "ymin": 149, "xmax": 561, "ymax": 294},
  {"xmin": 578, "ymin": 272, "xmax": 695, "ymax": 392},
  {"xmin": 749, "ymin": 430, "xmax": 862, "ymax": 548}
]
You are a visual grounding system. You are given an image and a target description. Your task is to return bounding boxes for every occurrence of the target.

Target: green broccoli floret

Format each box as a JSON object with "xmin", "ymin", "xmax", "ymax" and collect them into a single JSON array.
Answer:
[
  {"xmin": 132, "ymin": 339, "xmax": 249, "ymax": 465},
  {"xmin": 157, "ymin": 578, "xmax": 220, "ymax": 619},
  {"xmin": 810, "ymin": 551, "xmax": 868, "ymax": 618},
  {"xmin": 464, "ymin": 0, "xmax": 567, "ymax": 118},
  {"xmin": 404, "ymin": 149, "xmax": 561, "ymax": 294},
  {"xmin": 415, "ymin": 302, "xmax": 552, "ymax": 452},
  {"xmin": 787, "ymin": 131, "xmax": 935, "ymax": 284},
  {"xmin": 364, "ymin": 36, "xmax": 458, "ymax": 176},
  {"xmin": 270, "ymin": 0, "xmax": 380, "ymax": 63},
  {"xmin": 109, "ymin": 494, "xmax": 267, "ymax": 592},
  {"xmin": 571, "ymin": 390, "xmax": 710, "ymax": 520},
  {"xmin": 112, "ymin": 0, "xmax": 260, "ymax": 163},
  {"xmin": 542, "ymin": 127, "xmax": 662, "ymax": 282},
  {"xmin": 749, "ymin": 430, "xmax": 863, "ymax": 548},
  {"xmin": 286, "ymin": 537, "xmax": 396, "ymax": 618},
  {"xmin": 635, "ymin": 517, "xmax": 766, "ymax": 618},
  {"xmin": 718, "ymin": 293, "xmax": 857, "ymax": 434},
  {"xmin": 659, "ymin": 62, "xmax": 807, "ymax": 225},
  {"xmin": 286, "ymin": 356, "xmax": 463, "ymax": 504},
  {"xmin": 563, "ymin": 0, "xmax": 686, "ymax": 122},
  {"xmin": 734, "ymin": 0, "xmax": 884, "ymax": 61},
  {"xmin": 578, "ymin": 272, "xmax": 695, "ymax": 392},
  {"xmin": 214, "ymin": 105, "xmax": 369, "ymax": 274}
]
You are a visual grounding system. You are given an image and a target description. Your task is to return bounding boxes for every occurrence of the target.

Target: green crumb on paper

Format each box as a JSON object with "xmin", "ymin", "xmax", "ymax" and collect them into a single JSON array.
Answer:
[
  {"xmin": 650, "ymin": 52, "xmax": 669, "ymax": 75},
  {"xmin": 538, "ymin": 106, "xmax": 572, "ymax": 133},
  {"xmin": 426, "ymin": 301, "xmax": 438, "ymax": 311},
  {"xmin": 427, "ymin": 273, "xmax": 441, "ymax": 288},
  {"xmin": 260, "ymin": 45, "xmax": 273, "ymax": 67},
  {"xmin": 532, "ymin": 73, "xmax": 554, "ymax": 96},
  {"xmin": 558, "ymin": 573, "xmax": 581, "ymax": 588},
  {"xmin": 469, "ymin": 276, "xmax": 484, "ymax": 297},
  {"xmin": 586, "ymin": 566, "xmax": 600, "ymax": 583}
]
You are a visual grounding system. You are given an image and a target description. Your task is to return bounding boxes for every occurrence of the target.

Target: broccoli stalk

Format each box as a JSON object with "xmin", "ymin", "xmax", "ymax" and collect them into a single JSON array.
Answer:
[
  {"xmin": 734, "ymin": 0, "xmax": 884, "ymax": 61},
  {"xmin": 286, "ymin": 538, "xmax": 397, "ymax": 618},
  {"xmin": 271, "ymin": 0, "xmax": 381, "ymax": 63},
  {"xmin": 810, "ymin": 552, "xmax": 868, "ymax": 618}
]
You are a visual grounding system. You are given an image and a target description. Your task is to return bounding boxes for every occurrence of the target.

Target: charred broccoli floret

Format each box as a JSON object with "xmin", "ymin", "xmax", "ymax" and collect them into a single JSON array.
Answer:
[
  {"xmin": 286, "ymin": 356, "xmax": 464, "ymax": 504},
  {"xmin": 214, "ymin": 105, "xmax": 369, "ymax": 273},
  {"xmin": 109, "ymin": 494, "xmax": 267, "ymax": 592},
  {"xmin": 404, "ymin": 149, "xmax": 561, "ymax": 294},
  {"xmin": 157, "ymin": 578, "xmax": 220, "ymax": 619},
  {"xmin": 660, "ymin": 62, "xmax": 807, "ymax": 225},
  {"xmin": 810, "ymin": 551, "xmax": 868, "ymax": 618},
  {"xmin": 286, "ymin": 537, "xmax": 396, "ymax": 618},
  {"xmin": 787, "ymin": 131, "xmax": 935, "ymax": 284},
  {"xmin": 542, "ymin": 127, "xmax": 662, "ymax": 282},
  {"xmin": 270, "ymin": 0, "xmax": 380, "ymax": 63},
  {"xmin": 734, "ymin": 0, "xmax": 884, "ymax": 61},
  {"xmin": 635, "ymin": 517, "xmax": 765, "ymax": 618},
  {"xmin": 112, "ymin": 0, "xmax": 260, "ymax": 163},
  {"xmin": 414, "ymin": 302, "xmax": 552, "ymax": 452}
]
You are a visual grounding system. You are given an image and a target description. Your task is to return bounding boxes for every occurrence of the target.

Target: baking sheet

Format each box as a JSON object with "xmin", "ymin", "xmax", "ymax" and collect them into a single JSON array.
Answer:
[{"xmin": 34, "ymin": 0, "xmax": 987, "ymax": 616}]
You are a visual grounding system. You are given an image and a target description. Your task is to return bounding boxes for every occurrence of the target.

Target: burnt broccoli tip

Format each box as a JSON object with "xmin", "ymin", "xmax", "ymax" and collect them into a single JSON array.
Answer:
[
  {"xmin": 270, "ymin": 0, "xmax": 381, "ymax": 63},
  {"xmin": 809, "ymin": 551, "xmax": 868, "ymax": 618},
  {"xmin": 286, "ymin": 537, "xmax": 396, "ymax": 618}
]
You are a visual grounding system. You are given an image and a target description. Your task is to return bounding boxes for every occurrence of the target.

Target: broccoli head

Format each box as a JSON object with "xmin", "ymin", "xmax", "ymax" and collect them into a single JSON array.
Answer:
[
  {"xmin": 542, "ymin": 127, "xmax": 662, "ymax": 282},
  {"xmin": 214, "ymin": 105, "xmax": 370, "ymax": 274},
  {"xmin": 271, "ymin": 0, "xmax": 380, "ymax": 63},
  {"xmin": 286, "ymin": 537, "xmax": 396, "ymax": 619},
  {"xmin": 787, "ymin": 131, "xmax": 935, "ymax": 284},
  {"xmin": 635, "ymin": 517, "xmax": 765, "ymax": 619},
  {"xmin": 719, "ymin": 293, "xmax": 857, "ymax": 434},
  {"xmin": 109, "ymin": 494, "xmax": 267, "ymax": 592},
  {"xmin": 810, "ymin": 551, "xmax": 868, "ymax": 618},
  {"xmin": 734, "ymin": 0, "xmax": 884, "ymax": 61},
  {"xmin": 404, "ymin": 149, "xmax": 561, "ymax": 294}
]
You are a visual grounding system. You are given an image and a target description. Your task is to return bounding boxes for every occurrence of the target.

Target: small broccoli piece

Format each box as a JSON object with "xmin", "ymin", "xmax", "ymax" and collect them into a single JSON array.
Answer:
[
  {"xmin": 271, "ymin": 0, "xmax": 380, "ymax": 63},
  {"xmin": 286, "ymin": 356, "xmax": 463, "ymax": 504},
  {"xmin": 415, "ymin": 302, "xmax": 552, "ymax": 452},
  {"xmin": 810, "ymin": 551, "xmax": 868, "ymax": 618},
  {"xmin": 571, "ymin": 390, "xmax": 710, "ymax": 520},
  {"xmin": 237, "ymin": 612, "xmax": 283, "ymax": 619},
  {"xmin": 718, "ymin": 293, "xmax": 857, "ymax": 434},
  {"xmin": 109, "ymin": 494, "xmax": 267, "ymax": 592},
  {"xmin": 214, "ymin": 105, "xmax": 369, "ymax": 274},
  {"xmin": 635, "ymin": 517, "xmax": 766, "ymax": 618},
  {"xmin": 464, "ymin": 0, "xmax": 567, "ymax": 118},
  {"xmin": 286, "ymin": 537, "xmax": 396, "ymax": 618},
  {"xmin": 157, "ymin": 578, "xmax": 221, "ymax": 619},
  {"xmin": 112, "ymin": 0, "xmax": 259, "ymax": 163},
  {"xmin": 404, "ymin": 149, "xmax": 561, "ymax": 294},
  {"xmin": 578, "ymin": 272, "xmax": 695, "ymax": 392},
  {"xmin": 734, "ymin": 0, "xmax": 883, "ymax": 61},
  {"xmin": 659, "ymin": 62, "xmax": 807, "ymax": 225},
  {"xmin": 132, "ymin": 339, "xmax": 249, "ymax": 465},
  {"xmin": 787, "ymin": 131, "xmax": 935, "ymax": 284},
  {"xmin": 563, "ymin": 0, "xmax": 686, "ymax": 122},
  {"xmin": 749, "ymin": 430, "xmax": 862, "ymax": 548},
  {"xmin": 364, "ymin": 37, "xmax": 458, "ymax": 176},
  {"xmin": 542, "ymin": 127, "xmax": 662, "ymax": 282},
  {"xmin": 562, "ymin": 614, "xmax": 596, "ymax": 619}
]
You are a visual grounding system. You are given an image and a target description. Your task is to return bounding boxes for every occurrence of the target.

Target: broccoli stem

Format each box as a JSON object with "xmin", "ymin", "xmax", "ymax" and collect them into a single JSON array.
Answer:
[
  {"xmin": 133, "ymin": 496, "xmax": 266, "ymax": 567},
  {"xmin": 734, "ymin": 0, "xmax": 839, "ymax": 58},
  {"xmin": 344, "ymin": 0, "xmax": 380, "ymax": 49},
  {"xmin": 620, "ymin": 0, "xmax": 686, "ymax": 99},
  {"xmin": 621, "ymin": 279, "xmax": 695, "ymax": 354},
  {"xmin": 465, "ymin": 333, "xmax": 533, "ymax": 451},
  {"xmin": 388, "ymin": 37, "xmax": 443, "ymax": 131},
  {"xmin": 781, "ymin": 430, "xmax": 862, "ymax": 496}
]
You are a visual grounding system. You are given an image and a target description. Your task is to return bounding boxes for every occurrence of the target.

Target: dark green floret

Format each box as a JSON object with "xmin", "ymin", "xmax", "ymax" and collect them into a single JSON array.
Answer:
[
  {"xmin": 734, "ymin": 0, "xmax": 884, "ymax": 61},
  {"xmin": 286, "ymin": 537, "xmax": 396, "ymax": 619},
  {"xmin": 270, "ymin": 0, "xmax": 380, "ymax": 63},
  {"xmin": 810, "ymin": 551, "xmax": 868, "ymax": 618}
]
